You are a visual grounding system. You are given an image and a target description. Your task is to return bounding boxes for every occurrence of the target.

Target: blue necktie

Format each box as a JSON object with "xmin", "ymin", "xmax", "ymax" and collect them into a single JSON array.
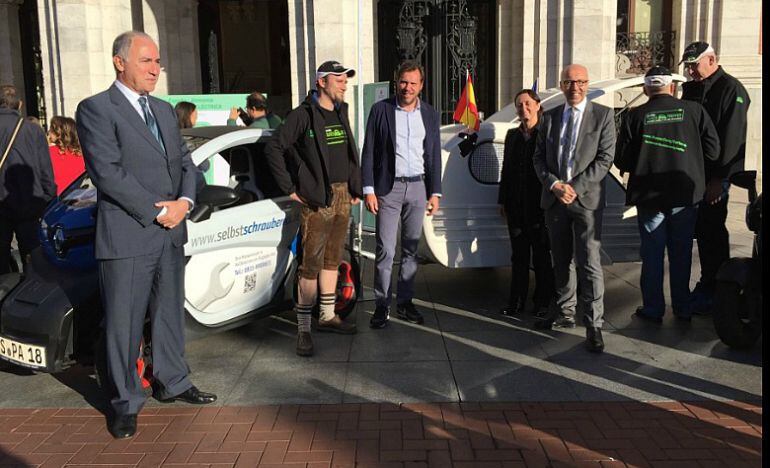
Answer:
[
  {"xmin": 560, "ymin": 107, "xmax": 574, "ymax": 181},
  {"xmin": 138, "ymin": 96, "xmax": 166, "ymax": 153}
]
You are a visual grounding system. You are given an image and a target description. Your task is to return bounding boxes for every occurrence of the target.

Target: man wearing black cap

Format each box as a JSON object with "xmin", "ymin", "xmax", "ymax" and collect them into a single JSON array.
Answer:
[
  {"xmin": 616, "ymin": 66, "xmax": 720, "ymax": 323},
  {"xmin": 265, "ymin": 60, "xmax": 363, "ymax": 356},
  {"xmin": 679, "ymin": 41, "xmax": 751, "ymax": 314}
]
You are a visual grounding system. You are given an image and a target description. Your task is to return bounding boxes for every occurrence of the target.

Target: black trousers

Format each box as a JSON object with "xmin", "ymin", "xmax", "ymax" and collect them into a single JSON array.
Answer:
[
  {"xmin": 0, "ymin": 211, "xmax": 39, "ymax": 274},
  {"xmin": 694, "ymin": 196, "xmax": 729, "ymax": 291},
  {"xmin": 505, "ymin": 212, "xmax": 555, "ymax": 308}
]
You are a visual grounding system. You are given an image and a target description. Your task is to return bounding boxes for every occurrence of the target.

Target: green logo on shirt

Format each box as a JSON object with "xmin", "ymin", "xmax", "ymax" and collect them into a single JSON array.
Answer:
[
  {"xmin": 325, "ymin": 124, "xmax": 347, "ymax": 146},
  {"xmin": 307, "ymin": 129, "xmax": 315, "ymax": 138},
  {"xmin": 644, "ymin": 109, "xmax": 684, "ymax": 125},
  {"xmin": 736, "ymin": 96, "xmax": 744, "ymax": 104}
]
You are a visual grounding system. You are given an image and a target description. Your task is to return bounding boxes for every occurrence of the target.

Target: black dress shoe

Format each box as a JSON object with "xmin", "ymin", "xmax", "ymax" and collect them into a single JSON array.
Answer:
[
  {"xmin": 633, "ymin": 307, "xmax": 663, "ymax": 324},
  {"xmin": 551, "ymin": 316, "xmax": 577, "ymax": 329},
  {"xmin": 109, "ymin": 414, "xmax": 137, "ymax": 439},
  {"xmin": 396, "ymin": 301, "xmax": 424, "ymax": 324},
  {"xmin": 585, "ymin": 327, "xmax": 604, "ymax": 353},
  {"xmin": 159, "ymin": 385, "xmax": 217, "ymax": 404},
  {"xmin": 370, "ymin": 305, "xmax": 389, "ymax": 329},
  {"xmin": 501, "ymin": 300, "xmax": 525, "ymax": 316},
  {"xmin": 533, "ymin": 304, "xmax": 550, "ymax": 318}
]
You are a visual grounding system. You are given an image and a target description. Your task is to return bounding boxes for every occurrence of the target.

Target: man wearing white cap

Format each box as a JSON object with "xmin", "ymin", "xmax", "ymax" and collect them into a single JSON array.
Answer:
[
  {"xmin": 616, "ymin": 66, "xmax": 720, "ymax": 324},
  {"xmin": 266, "ymin": 60, "xmax": 363, "ymax": 356},
  {"xmin": 679, "ymin": 41, "xmax": 751, "ymax": 314}
]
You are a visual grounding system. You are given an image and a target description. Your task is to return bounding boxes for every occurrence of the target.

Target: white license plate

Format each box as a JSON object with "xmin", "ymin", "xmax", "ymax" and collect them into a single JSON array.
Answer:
[{"xmin": 0, "ymin": 336, "xmax": 47, "ymax": 369}]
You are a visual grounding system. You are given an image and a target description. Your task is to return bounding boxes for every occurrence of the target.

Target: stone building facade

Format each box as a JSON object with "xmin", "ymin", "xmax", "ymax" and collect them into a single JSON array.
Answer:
[{"xmin": 0, "ymin": 0, "xmax": 761, "ymax": 171}]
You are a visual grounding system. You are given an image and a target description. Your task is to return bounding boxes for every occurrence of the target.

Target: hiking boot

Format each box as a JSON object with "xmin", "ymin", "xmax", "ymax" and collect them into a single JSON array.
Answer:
[
  {"xmin": 396, "ymin": 301, "xmax": 424, "ymax": 324},
  {"xmin": 370, "ymin": 305, "xmax": 390, "ymax": 329},
  {"xmin": 296, "ymin": 332, "xmax": 314, "ymax": 357},
  {"xmin": 317, "ymin": 315, "xmax": 357, "ymax": 334}
]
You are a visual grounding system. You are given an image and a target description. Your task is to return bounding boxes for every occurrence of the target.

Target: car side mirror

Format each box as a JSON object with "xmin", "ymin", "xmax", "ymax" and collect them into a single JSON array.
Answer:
[
  {"xmin": 189, "ymin": 185, "xmax": 240, "ymax": 223},
  {"xmin": 458, "ymin": 132, "xmax": 478, "ymax": 158},
  {"xmin": 197, "ymin": 185, "xmax": 240, "ymax": 208}
]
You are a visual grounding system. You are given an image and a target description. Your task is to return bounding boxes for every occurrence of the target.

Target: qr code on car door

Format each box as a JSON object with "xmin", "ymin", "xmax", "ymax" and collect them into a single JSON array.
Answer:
[{"xmin": 243, "ymin": 273, "xmax": 257, "ymax": 293}]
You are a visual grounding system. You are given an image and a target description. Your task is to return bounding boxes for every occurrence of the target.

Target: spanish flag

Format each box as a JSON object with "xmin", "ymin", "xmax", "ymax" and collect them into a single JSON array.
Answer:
[{"xmin": 453, "ymin": 70, "xmax": 480, "ymax": 131}]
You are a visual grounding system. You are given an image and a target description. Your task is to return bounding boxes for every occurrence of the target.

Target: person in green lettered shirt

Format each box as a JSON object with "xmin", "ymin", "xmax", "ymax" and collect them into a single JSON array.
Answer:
[{"xmin": 227, "ymin": 91, "xmax": 282, "ymax": 129}]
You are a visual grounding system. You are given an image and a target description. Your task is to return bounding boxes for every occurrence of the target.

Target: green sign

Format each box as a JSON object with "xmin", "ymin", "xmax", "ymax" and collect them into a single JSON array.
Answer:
[{"xmin": 156, "ymin": 93, "xmax": 261, "ymax": 127}]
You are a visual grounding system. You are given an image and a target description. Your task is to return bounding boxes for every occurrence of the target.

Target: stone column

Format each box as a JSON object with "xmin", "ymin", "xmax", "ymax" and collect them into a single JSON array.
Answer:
[
  {"xmin": 498, "ymin": 0, "xmax": 616, "ymax": 109},
  {"xmin": 37, "ymin": 0, "xmax": 134, "ymax": 117},
  {"xmin": 287, "ymin": 0, "xmax": 375, "ymax": 107},
  {"xmin": 143, "ymin": 0, "xmax": 202, "ymax": 95},
  {"xmin": 0, "ymin": 0, "xmax": 25, "ymax": 101}
]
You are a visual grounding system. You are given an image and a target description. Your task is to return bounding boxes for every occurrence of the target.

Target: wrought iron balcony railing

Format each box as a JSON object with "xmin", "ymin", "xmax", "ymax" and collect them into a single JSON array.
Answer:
[{"xmin": 616, "ymin": 30, "xmax": 676, "ymax": 74}]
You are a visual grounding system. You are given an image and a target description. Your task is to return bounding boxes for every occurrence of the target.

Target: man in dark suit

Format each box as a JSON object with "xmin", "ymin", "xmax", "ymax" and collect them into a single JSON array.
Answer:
[
  {"xmin": 76, "ymin": 31, "xmax": 216, "ymax": 439},
  {"xmin": 532, "ymin": 64, "xmax": 616, "ymax": 352},
  {"xmin": 361, "ymin": 60, "xmax": 442, "ymax": 328}
]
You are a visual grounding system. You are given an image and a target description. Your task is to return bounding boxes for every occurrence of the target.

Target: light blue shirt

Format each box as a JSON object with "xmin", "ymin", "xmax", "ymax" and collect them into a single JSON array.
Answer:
[
  {"xmin": 113, "ymin": 79, "xmax": 193, "ymax": 215},
  {"xmin": 394, "ymin": 99, "xmax": 426, "ymax": 178}
]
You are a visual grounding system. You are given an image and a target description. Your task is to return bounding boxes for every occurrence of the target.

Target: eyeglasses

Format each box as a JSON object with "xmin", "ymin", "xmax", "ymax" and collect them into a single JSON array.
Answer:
[{"xmin": 561, "ymin": 79, "xmax": 588, "ymax": 88}]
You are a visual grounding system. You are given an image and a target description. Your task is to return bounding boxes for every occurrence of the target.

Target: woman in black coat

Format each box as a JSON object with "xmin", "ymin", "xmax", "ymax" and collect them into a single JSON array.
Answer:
[{"xmin": 498, "ymin": 89, "xmax": 554, "ymax": 317}]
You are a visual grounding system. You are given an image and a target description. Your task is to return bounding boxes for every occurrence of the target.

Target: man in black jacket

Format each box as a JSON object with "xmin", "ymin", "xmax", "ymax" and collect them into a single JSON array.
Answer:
[
  {"xmin": 265, "ymin": 61, "xmax": 363, "ymax": 356},
  {"xmin": 616, "ymin": 66, "xmax": 720, "ymax": 323},
  {"xmin": 679, "ymin": 42, "xmax": 751, "ymax": 314},
  {"xmin": 0, "ymin": 84, "xmax": 57, "ymax": 274},
  {"xmin": 498, "ymin": 89, "xmax": 554, "ymax": 318}
]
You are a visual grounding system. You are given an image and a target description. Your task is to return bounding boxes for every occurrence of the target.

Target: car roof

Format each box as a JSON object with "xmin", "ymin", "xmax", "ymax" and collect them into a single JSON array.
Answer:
[
  {"xmin": 485, "ymin": 74, "xmax": 687, "ymax": 124},
  {"xmin": 186, "ymin": 127, "xmax": 273, "ymax": 166},
  {"xmin": 181, "ymin": 125, "xmax": 264, "ymax": 139}
]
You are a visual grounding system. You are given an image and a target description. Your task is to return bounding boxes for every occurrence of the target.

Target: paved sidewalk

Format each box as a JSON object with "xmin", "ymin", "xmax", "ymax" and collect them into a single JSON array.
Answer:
[
  {"xmin": 0, "ymin": 401, "xmax": 762, "ymax": 467},
  {"xmin": 0, "ymin": 191, "xmax": 761, "ymax": 467}
]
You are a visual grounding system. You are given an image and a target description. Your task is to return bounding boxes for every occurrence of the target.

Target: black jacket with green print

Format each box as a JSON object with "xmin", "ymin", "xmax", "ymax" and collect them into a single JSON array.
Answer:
[
  {"xmin": 681, "ymin": 66, "xmax": 751, "ymax": 181},
  {"xmin": 265, "ymin": 91, "xmax": 363, "ymax": 208},
  {"xmin": 615, "ymin": 94, "xmax": 720, "ymax": 209}
]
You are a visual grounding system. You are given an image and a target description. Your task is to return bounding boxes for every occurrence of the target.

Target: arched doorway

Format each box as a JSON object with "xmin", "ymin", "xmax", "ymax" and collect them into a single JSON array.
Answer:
[{"xmin": 377, "ymin": 0, "xmax": 497, "ymax": 124}]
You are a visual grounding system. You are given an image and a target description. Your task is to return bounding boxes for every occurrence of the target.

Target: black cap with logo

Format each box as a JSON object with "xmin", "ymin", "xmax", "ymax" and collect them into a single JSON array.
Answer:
[
  {"xmin": 679, "ymin": 41, "xmax": 715, "ymax": 64},
  {"xmin": 316, "ymin": 61, "xmax": 356, "ymax": 80}
]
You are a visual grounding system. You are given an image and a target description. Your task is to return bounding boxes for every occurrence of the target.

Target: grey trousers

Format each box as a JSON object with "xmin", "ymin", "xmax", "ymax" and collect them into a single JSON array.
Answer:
[
  {"xmin": 544, "ymin": 202, "xmax": 605, "ymax": 327},
  {"xmin": 99, "ymin": 234, "xmax": 192, "ymax": 416},
  {"xmin": 374, "ymin": 180, "xmax": 427, "ymax": 308}
]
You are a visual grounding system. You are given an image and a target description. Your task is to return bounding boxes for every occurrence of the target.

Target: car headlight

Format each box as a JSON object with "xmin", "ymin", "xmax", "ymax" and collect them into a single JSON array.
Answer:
[{"xmin": 52, "ymin": 225, "xmax": 66, "ymax": 256}]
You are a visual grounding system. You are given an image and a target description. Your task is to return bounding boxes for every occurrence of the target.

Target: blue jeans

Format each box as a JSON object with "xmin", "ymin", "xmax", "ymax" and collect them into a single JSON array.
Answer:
[{"xmin": 637, "ymin": 205, "xmax": 698, "ymax": 318}]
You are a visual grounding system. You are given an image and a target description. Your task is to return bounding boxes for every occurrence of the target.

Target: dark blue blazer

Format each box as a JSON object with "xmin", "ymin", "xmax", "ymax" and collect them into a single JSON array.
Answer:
[{"xmin": 361, "ymin": 97, "xmax": 442, "ymax": 198}]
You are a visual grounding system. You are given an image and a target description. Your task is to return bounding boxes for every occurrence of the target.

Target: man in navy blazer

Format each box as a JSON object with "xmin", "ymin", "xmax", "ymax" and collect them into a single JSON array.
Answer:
[
  {"xmin": 361, "ymin": 60, "xmax": 442, "ymax": 328},
  {"xmin": 76, "ymin": 31, "xmax": 216, "ymax": 439}
]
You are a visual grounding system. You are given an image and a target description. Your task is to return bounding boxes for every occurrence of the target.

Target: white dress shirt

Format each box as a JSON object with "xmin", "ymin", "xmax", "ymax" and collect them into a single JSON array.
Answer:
[{"xmin": 113, "ymin": 79, "xmax": 193, "ymax": 217}]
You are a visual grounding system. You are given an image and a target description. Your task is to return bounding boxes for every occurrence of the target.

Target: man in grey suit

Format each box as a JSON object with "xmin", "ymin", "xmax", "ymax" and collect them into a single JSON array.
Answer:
[
  {"xmin": 76, "ymin": 31, "xmax": 216, "ymax": 439},
  {"xmin": 532, "ymin": 64, "xmax": 615, "ymax": 353}
]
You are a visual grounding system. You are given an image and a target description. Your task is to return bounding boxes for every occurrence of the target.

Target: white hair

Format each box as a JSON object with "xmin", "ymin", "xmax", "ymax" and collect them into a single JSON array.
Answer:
[{"xmin": 112, "ymin": 31, "xmax": 155, "ymax": 60}]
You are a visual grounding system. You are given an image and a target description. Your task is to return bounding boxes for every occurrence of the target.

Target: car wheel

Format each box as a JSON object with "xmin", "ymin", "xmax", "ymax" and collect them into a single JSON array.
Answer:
[{"xmin": 712, "ymin": 281, "xmax": 762, "ymax": 349}]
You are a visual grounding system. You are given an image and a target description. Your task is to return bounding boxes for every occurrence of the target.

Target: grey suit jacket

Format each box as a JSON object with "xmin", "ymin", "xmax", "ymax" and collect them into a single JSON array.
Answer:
[
  {"xmin": 76, "ymin": 84, "xmax": 197, "ymax": 259},
  {"xmin": 532, "ymin": 101, "xmax": 616, "ymax": 210}
]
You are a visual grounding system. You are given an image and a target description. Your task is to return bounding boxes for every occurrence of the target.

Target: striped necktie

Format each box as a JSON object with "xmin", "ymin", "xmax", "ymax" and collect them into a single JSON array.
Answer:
[
  {"xmin": 560, "ymin": 106, "xmax": 574, "ymax": 181},
  {"xmin": 138, "ymin": 96, "xmax": 166, "ymax": 153}
]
